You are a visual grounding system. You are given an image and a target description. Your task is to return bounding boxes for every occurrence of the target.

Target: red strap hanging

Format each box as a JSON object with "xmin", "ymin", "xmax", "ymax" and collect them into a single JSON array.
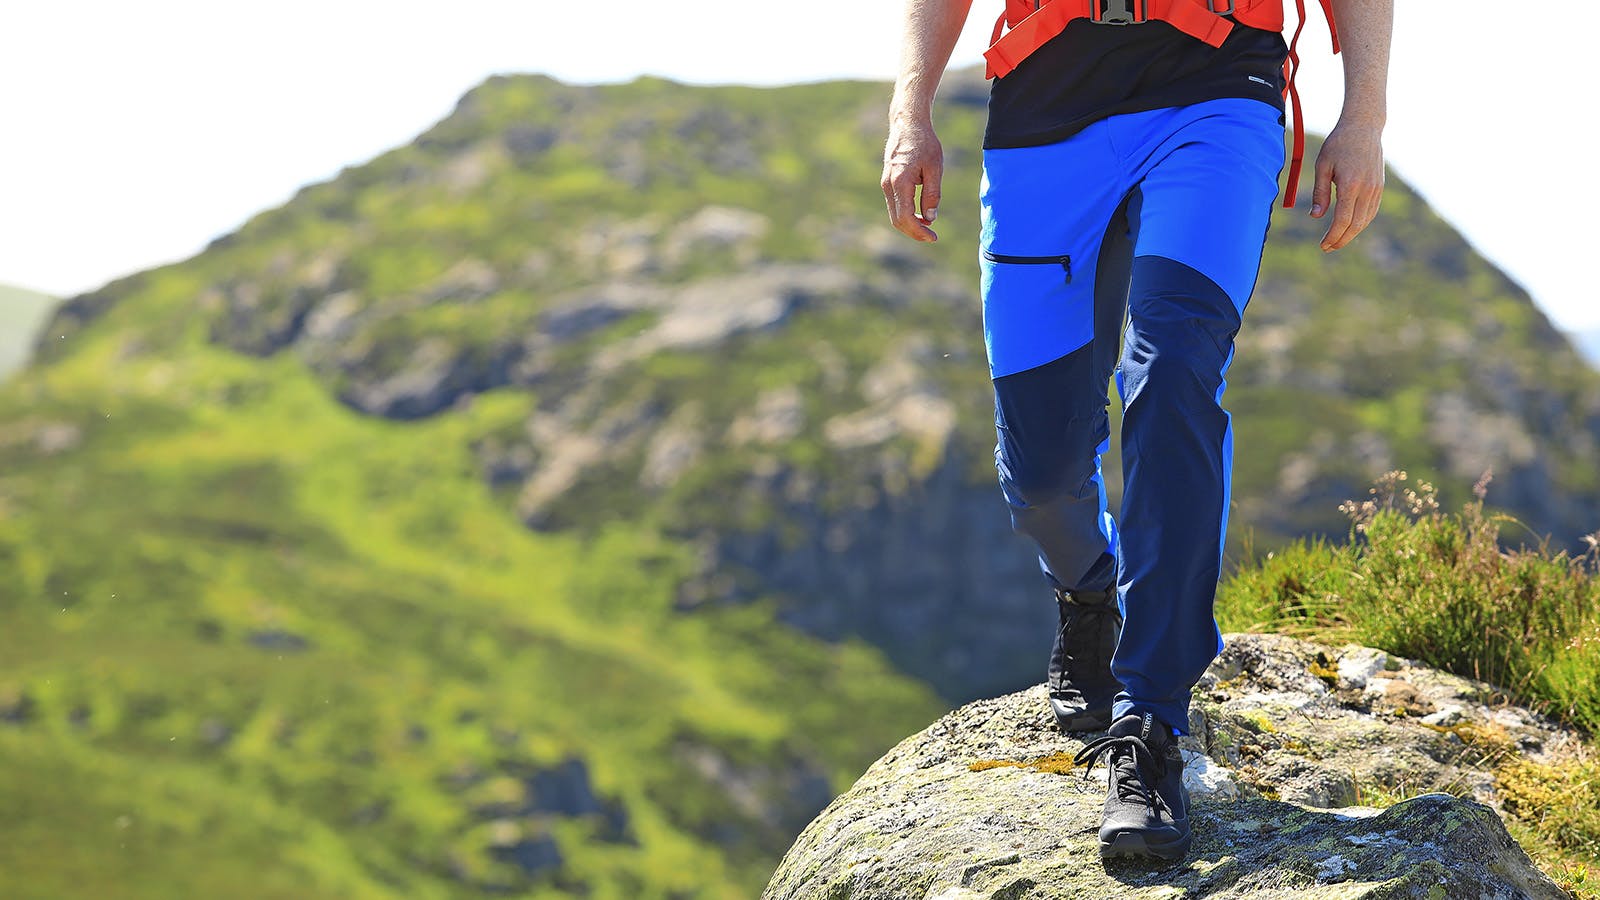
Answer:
[
  {"xmin": 1278, "ymin": 0, "xmax": 1338, "ymax": 207},
  {"xmin": 1280, "ymin": 0, "xmax": 1309, "ymax": 207}
]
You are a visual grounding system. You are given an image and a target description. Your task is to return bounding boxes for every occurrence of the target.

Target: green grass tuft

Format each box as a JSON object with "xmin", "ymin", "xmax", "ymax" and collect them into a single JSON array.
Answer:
[{"xmin": 1219, "ymin": 471, "xmax": 1600, "ymax": 736}]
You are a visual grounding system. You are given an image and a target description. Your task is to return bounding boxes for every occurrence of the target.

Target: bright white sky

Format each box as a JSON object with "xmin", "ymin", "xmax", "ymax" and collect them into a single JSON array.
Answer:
[{"xmin": 1, "ymin": 2, "xmax": 1595, "ymax": 331}]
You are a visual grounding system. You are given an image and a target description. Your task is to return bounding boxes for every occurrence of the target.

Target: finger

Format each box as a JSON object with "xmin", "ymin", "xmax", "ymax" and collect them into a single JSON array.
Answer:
[
  {"xmin": 883, "ymin": 168, "xmax": 911, "ymax": 233},
  {"xmin": 891, "ymin": 169, "xmax": 936, "ymax": 242},
  {"xmin": 1327, "ymin": 181, "xmax": 1383, "ymax": 250},
  {"xmin": 1320, "ymin": 183, "xmax": 1359, "ymax": 251},
  {"xmin": 1344, "ymin": 188, "xmax": 1382, "ymax": 246},
  {"xmin": 918, "ymin": 163, "xmax": 943, "ymax": 225},
  {"xmin": 1321, "ymin": 203, "xmax": 1354, "ymax": 250},
  {"xmin": 1310, "ymin": 155, "xmax": 1334, "ymax": 218},
  {"xmin": 1361, "ymin": 182, "xmax": 1384, "ymax": 228},
  {"xmin": 892, "ymin": 170, "xmax": 922, "ymax": 238}
]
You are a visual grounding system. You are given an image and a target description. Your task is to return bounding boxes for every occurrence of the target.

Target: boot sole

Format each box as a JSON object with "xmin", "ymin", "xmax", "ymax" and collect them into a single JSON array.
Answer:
[
  {"xmin": 1098, "ymin": 828, "xmax": 1192, "ymax": 861},
  {"xmin": 1050, "ymin": 699, "xmax": 1113, "ymax": 733}
]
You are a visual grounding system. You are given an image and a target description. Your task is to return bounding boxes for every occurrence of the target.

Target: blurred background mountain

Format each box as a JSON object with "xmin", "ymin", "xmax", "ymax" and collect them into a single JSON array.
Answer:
[{"xmin": 3, "ymin": 71, "xmax": 1599, "ymax": 898}]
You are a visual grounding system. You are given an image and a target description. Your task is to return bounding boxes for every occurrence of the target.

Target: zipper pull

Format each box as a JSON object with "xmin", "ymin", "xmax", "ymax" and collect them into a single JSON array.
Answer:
[{"xmin": 1059, "ymin": 256, "xmax": 1072, "ymax": 283}]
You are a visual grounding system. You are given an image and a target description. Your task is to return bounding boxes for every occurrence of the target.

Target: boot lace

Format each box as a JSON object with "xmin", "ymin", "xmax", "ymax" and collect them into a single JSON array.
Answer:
[{"xmin": 1073, "ymin": 733, "xmax": 1171, "ymax": 814}]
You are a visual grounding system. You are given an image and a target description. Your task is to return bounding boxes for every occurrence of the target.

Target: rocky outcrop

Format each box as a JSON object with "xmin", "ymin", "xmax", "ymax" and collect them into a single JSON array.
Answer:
[
  {"xmin": 764, "ymin": 633, "xmax": 1582, "ymax": 899},
  {"xmin": 1185, "ymin": 634, "xmax": 1587, "ymax": 811}
]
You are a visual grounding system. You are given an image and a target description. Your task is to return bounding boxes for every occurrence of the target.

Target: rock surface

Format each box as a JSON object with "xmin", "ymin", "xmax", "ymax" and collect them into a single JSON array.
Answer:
[{"xmin": 763, "ymin": 633, "xmax": 1577, "ymax": 899}]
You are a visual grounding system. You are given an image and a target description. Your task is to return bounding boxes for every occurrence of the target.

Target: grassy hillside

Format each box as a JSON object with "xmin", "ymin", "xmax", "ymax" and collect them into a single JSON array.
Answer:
[
  {"xmin": 0, "ymin": 283, "xmax": 55, "ymax": 377},
  {"xmin": 0, "ymin": 336, "xmax": 941, "ymax": 897}
]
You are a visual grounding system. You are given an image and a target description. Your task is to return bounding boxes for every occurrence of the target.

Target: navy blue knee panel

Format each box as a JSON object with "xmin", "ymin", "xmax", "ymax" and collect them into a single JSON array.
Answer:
[{"xmin": 994, "ymin": 346, "xmax": 1120, "ymax": 595}]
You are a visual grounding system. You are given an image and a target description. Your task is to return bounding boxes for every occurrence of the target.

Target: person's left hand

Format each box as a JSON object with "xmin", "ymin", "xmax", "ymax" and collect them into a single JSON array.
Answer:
[{"xmin": 1309, "ymin": 121, "xmax": 1385, "ymax": 252}]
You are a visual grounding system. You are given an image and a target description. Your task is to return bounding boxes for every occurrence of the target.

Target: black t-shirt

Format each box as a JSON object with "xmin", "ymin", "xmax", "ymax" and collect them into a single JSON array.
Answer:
[{"xmin": 984, "ymin": 17, "xmax": 1289, "ymax": 149}]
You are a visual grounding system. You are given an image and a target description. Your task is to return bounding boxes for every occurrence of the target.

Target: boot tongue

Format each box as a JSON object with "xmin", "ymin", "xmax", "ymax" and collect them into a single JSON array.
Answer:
[
  {"xmin": 1106, "ymin": 712, "xmax": 1168, "ymax": 744},
  {"xmin": 1107, "ymin": 713, "xmax": 1146, "ymax": 738}
]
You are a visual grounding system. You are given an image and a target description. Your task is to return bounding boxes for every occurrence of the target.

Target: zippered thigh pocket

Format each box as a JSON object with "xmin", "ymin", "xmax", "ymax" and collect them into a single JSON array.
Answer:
[
  {"xmin": 981, "ymin": 249, "xmax": 1072, "ymax": 284},
  {"xmin": 980, "ymin": 247, "xmax": 1086, "ymax": 377}
]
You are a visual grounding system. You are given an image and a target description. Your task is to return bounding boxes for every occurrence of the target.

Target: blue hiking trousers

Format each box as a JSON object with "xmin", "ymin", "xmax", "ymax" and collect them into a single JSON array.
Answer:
[{"xmin": 980, "ymin": 97, "xmax": 1284, "ymax": 735}]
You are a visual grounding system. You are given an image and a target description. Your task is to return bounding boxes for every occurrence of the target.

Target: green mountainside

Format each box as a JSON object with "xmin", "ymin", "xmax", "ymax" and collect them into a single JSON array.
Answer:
[
  {"xmin": 0, "ymin": 283, "xmax": 56, "ymax": 378},
  {"xmin": 5, "ymin": 71, "xmax": 1600, "ymax": 898}
]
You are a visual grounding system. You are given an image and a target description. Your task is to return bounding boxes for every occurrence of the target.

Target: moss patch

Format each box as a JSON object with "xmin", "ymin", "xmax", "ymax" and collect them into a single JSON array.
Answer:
[
  {"xmin": 1308, "ymin": 653, "xmax": 1341, "ymax": 688},
  {"xmin": 1238, "ymin": 710, "xmax": 1280, "ymax": 734},
  {"xmin": 1496, "ymin": 756, "xmax": 1600, "ymax": 860},
  {"xmin": 968, "ymin": 751, "xmax": 1080, "ymax": 776}
]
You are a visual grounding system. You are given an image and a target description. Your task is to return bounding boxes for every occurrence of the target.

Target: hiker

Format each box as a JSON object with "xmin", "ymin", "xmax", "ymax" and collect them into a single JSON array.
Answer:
[{"xmin": 881, "ymin": 0, "xmax": 1392, "ymax": 861}]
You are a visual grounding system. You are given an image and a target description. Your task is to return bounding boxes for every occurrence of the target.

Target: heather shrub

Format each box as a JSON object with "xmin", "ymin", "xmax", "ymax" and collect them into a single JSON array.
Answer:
[{"xmin": 1219, "ymin": 471, "xmax": 1600, "ymax": 735}]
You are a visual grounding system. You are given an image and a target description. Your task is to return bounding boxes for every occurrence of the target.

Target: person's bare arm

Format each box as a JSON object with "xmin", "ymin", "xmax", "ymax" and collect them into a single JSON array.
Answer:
[
  {"xmin": 1310, "ymin": 0, "xmax": 1393, "ymax": 252},
  {"xmin": 882, "ymin": 0, "xmax": 975, "ymax": 243}
]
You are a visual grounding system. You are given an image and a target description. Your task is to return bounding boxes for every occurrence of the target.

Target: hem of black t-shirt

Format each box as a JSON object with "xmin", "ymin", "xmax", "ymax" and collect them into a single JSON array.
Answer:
[{"xmin": 982, "ymin": 87, "xmax": 1285, "ymax": 151}]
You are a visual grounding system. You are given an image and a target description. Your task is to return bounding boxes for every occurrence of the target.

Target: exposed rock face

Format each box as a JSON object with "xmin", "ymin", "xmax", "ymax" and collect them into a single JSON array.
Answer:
[
  {"xmin": 673, "ymin": 739, "xmax": 836, "ymax": 850},
  {"xmin": 332, "ymin": 334, "xmax": 526, "ymax": 420},
  {"xmin": 763, "ymin": 633, "xmax": 1578, "ymax": 899},
  {"xmin": 716, "ymin": 457, "xmax": 1054, "ymax": 703}
]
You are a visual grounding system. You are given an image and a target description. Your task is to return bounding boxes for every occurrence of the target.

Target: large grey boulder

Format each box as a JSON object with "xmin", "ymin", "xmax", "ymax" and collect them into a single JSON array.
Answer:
[{"xmin": 764, "ymin": 633, "xmax": 1575, "ymax": 899}]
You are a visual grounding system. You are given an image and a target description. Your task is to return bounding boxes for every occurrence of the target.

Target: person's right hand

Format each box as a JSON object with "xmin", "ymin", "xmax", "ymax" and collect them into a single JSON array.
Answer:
[{"xmin": 881, "ymin": 115, "xmax": 943, "ymax": 242}]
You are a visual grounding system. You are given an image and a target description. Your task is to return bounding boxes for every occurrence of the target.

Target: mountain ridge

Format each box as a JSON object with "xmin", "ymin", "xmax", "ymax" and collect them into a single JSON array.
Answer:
[
  {"xmin": 39, "ymin": 70, "xmax": 1600, "ymax": 700},
  {"xmin": 7, "ymin": 71, "xmax": 1600, "ymax": 898}
]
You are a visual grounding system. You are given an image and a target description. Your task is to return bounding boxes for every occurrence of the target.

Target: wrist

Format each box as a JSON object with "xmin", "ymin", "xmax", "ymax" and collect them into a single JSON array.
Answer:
[
  {"xmin": 891, "ymin": 72, "xmax": 940, "ymax": 122},
  {"xmin": 1335, "ymin": 111, "xmax": 1386, "ymax": 135},
  {"xmin": 1337, "ymin": 96, "xmax": 1387, "ymax": 132},
  {"xmin": 890, "ymin": 102, "xmax": 934, "ymax": 128}
]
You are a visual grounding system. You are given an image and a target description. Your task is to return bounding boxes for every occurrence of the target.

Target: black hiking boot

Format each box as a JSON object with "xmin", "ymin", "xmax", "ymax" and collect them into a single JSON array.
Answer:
[
  {"xmin": 1047, "ymin": 586, "xmax": 1121, "ymax": 732},
  {"xmin": 1074, "ymin": 711, "xmax": 1191, "ymax": 861}
]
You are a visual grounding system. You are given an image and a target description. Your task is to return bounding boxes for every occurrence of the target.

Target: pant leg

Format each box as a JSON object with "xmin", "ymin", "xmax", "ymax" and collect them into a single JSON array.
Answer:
[
  {"xmin": 981, "ymin": 124, "xmax": 1135, "ymax": 595},
  {"xmin": 1105, "ymin": 98, "xmax": 1285, "ymax": 733}
]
